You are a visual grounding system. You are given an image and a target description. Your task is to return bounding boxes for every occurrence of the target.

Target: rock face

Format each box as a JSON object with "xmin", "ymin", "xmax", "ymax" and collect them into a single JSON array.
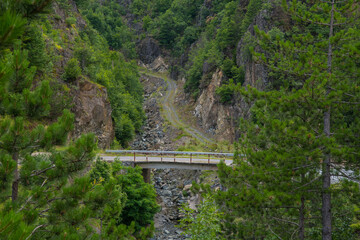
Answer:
[
  {"xmin": 194, "ymin": 69, "xmax": 239, "ymax": 141},
  {"xmin": 71, "ymin": 80, "xmax": 114, "ymax": 149},
  {"xmin": 139, "ymin": 56, "xmax": 169, "ymax": 73},
  {"xmin": 186, "ymin": 9, "xmax": 276, "ymax": 142},
  {"xmin": 137, "ymin": 37, "xmax": 161, "ymax": 64},
  {"xmin": 236, "ymin": 9, "xmax": 272, "ymax": 89}
]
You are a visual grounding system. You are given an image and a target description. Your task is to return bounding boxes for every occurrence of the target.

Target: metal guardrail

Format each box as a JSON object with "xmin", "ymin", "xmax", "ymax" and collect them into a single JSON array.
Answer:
[
  {"xmin": 105, "ymin": 150, "xmax": 234, "ymax": 157},
  {"xmin": 105, "ymin": 150, "xmax": 237, "ymax": 164}
]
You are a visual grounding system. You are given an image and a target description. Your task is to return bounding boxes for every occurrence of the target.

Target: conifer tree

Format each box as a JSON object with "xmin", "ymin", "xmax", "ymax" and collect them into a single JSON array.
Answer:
[
  {"xmin": 217, "ymin": 0, "xmax": 360, "ymax": 239},
  {"xmin": 0, "ymin": 1, "xmax": 102, "ymax": 238},
  {"xmin": 1, "ymin": 1, "xmax": 158, "ymax": 239}
]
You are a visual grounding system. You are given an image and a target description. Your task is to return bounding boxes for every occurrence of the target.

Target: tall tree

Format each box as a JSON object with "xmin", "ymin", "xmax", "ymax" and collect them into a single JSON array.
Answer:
[
  {"xmin": 0, "ymin": 1, "xmax": 97, "ymax": 238},
  {"xmin": 217, "ymin": 0, "xmax": 360, "ymax": 239}
]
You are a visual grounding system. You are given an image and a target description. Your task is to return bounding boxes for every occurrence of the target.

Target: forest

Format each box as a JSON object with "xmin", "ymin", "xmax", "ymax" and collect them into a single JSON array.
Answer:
[
  {"xmin": 1, "ymin": 0, "xmax": 360, "ymax": 239},
  {"xmin": 0, "ymin": 0, "xmax": 158, "ymax": 239}
]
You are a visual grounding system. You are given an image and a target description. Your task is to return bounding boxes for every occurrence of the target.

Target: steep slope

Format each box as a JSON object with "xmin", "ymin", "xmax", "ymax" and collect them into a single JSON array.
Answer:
[
  {"xmin": 142, "ymin": 70, "xmax": 216, "ymax": 144},
  {"xmin": 110, "ymin": 0, "xmax": 288, "ymax": 143},
  {"xmin": 25, "ymin": 0, "xmax": 146, "ymax": 148}
]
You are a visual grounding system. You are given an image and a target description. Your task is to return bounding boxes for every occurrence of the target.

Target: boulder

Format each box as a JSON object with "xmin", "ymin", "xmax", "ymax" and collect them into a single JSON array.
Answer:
[{"xmin": 183, "ymin": 184, "xmax": 192, "ymax": 191}]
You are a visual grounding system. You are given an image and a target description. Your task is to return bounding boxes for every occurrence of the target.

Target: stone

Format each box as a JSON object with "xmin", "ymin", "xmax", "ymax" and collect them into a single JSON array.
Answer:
[
  {"xmin": 137, "ymin": 37, "xmax": 160, "ymax": 64},
  {"xmin": 183, "ymin": 184, "xmax": 192, "ymax": 191},
  {"xmin": 163, "ymin": 190, "xmax": 172, "ymax": 197}
]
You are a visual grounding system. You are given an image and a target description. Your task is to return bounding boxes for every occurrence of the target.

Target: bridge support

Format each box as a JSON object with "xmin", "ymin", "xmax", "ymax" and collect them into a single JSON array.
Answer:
[{"xmin": 142, "ymin": 168, "xmax": 151, "ymax": 183}]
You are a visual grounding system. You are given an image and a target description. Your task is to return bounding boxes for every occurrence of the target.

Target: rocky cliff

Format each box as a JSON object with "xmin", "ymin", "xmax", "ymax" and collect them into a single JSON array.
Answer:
[
  {"xmin": 71, "ymin": 80, "xmax": 114, "ymax": 149},
  {"xmin": 185, "ymin": 8, "xmax": 280, "ymax": 142},
  {"xmin": 194, "ymin": 69, "xmax": 237, "ymax": 141}
]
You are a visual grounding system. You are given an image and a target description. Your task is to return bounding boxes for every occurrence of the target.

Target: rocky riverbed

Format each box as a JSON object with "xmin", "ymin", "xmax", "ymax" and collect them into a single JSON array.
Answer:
[
  {"xmin": 130, "ymin": 73, "xmax": 200, "ymax": 239},
  {"xmin": 131, "ymin": 74, "xmax": 190, "ymax": 151},
  {"xmin": 151, "ymin": 169, "xmax": 201, "ymax": 240},
  {"xmin": 131, "ymin": 72, "xmax": 222, "ymax": 240}
]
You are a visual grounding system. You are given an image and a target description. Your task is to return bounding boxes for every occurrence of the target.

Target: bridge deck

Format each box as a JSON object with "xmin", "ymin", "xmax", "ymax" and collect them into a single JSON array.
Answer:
[{"xmin": 101, "ymin": 150, "xmax": 234, "ymax": 170}]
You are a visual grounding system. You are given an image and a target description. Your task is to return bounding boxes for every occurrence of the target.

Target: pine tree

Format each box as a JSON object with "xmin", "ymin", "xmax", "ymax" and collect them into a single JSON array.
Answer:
[
  {"xmin": 0, "ymin": 1, "xmax": 100, "ymax": 238},
  {"xmin": 217, "ymin": 0, "xmax": 360, "ymax": 239}
]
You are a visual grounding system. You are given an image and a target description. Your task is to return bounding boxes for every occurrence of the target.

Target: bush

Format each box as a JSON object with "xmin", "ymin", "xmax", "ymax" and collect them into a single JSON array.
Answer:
[
  {"xmin": 142, "ymin": 15, "xmax": 152, "ymax": 31},
  {"xmin": 114, "ymin": 162, "xmax": 160, "ymax": 230},
  {"xmin": 65, "ymin": 17, "xmax": 76, "ymax": 26},
  {"xmin": 63, "ymin": 58, "xmax": 81, "ymax": 82},
  {"xmin": 222, "ymin": 58, "xmax": 234, "ymax": 78},
  {"xmin": 90, "ymin": 159, "xmax": 111, "ymax": 183},
  {"xmin": 222, "ymin": 58, "xmax": 245, "ymax": 85},
  {"xmin": 177, "ymin": 194, "xmax": 223, "ymax": 240},
  {"xmin": 215, "ymin": 79, "xmax": 238, "ymax": 103}
]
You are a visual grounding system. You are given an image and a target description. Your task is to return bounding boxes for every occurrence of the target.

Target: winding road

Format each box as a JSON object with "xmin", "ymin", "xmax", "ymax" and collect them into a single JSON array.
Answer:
[{"xmin": 140, "ymin": 70, "xmax": 215, "ymax": 145}]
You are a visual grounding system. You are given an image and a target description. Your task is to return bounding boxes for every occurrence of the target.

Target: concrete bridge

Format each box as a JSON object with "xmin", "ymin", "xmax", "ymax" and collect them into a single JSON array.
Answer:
[{"xmin": 101, "ymin": 150, "xmax": 234, "ymax": 182}]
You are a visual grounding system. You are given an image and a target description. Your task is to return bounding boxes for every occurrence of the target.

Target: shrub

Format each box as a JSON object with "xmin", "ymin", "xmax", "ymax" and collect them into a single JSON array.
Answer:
[
  {"xmin": 90, "ymin": 159, "xmax": 111, "ymax": 183},
  {"xmin": 142, "ymin": 15, "xmax": 152, "ymax": 31},
  {"xmin": 63, "ymin": 58, "xmax": 81, "ymax": 82},
  {"xmin": 215, "ymin": 79, "xmax": 237, "ymax": 103},
  {"xmin": 114, "ymin": 162, "xmax": 160, "ymax": 230},
  {"xmin": 222, "ymin": 58, "xmax": 245, "ymax": 85},
  {"xmin": 177, "ymin": 194, "xmax": 223, "ymax": 240},
  {"xmin": 65, "ymin": 17, "xmax": 76, "ymax": 26}
]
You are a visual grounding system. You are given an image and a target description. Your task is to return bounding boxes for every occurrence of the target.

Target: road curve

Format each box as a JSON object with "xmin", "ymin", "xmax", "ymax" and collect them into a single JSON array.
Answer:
[{"xmin": 141, "ymin": 70, "xmax": 215, "ymax": 145}]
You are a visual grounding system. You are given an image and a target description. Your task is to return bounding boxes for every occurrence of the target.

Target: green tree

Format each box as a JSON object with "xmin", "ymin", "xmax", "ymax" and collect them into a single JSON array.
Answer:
[
  {"xmin": 89, "ymin": 160, "xmax": 159, "ymax": 238},
  {"xmin": 0, "ymin": 1, "xmax": 107, "ymax": 239},
  {"xmin": 62, "ymin": 58, "xmax": 81, "ymax": 82},
  {"xmin": 217, "ymin": 0, "xmax": 360, "ymax": 239},
  {"xmin": 178, "ymin": 194, "xmax": 224, "ymax": 240},
  {"xmin": 114, "ymin": 162, "xmax": 160, "ymax": 230},
  {"xmin": 24, "ymin": 22, "xmax": 49, "ymax": 73}
]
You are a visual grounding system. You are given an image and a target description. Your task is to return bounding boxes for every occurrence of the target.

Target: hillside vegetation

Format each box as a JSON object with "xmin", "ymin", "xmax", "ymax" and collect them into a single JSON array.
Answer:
[
  {"xmin": 0, "ymin": 0, "xmax": 359, "ymax": 239},
  {"xmin": 0, "ymin": 0, "xmax": 159, "ymax": 239}
]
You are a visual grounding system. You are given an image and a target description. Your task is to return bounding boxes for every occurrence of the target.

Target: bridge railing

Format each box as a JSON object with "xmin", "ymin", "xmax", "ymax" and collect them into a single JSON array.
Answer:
[{"xmin": 105, "ymin": 150, "xmax": 234, "ymax": 164}]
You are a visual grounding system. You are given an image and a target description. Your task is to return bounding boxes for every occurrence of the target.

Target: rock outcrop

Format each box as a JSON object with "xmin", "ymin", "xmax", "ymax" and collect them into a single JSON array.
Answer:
[
  {"xmin": 50, "ymin": 2, "xmax": 115, "ymax": 149},
  {"xmin": 137, "ymin": 37, "xmax": 161, "ymax": 64},
  {"xmin": 236, "ymin": 9, "xmax": 272, "ymax": 89},
  {"xmin": 184, "ymin": 9, "xmax": 277, "ymax": 142},
  {"xmin": 71, "ymin": 80, "xmax": 114, "ymax": 149},
  {"xmin": 194, "ymin": 69, "xmax": 239, "ymax": 141},
  {"xmin": 139, "ymin": 56, "xmax": 169, "ymax": 73}
]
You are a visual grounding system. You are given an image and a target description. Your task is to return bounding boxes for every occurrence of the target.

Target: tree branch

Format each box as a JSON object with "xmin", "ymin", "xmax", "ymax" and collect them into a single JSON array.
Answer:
[
  {"xmin": 334, "ymin": 101, "xmax": 360, "ymax": 105},
  {"xmin": 331, "ymin": 164, "xmax": 360, "ymax": 183},
  {"xmin": 30, "ymin": 165, "xmax": 55, "ymax": 177},
  {"xmin": 271, "ymin": 216, "xmax": 299, "ymax": 226},
  {"xmin": 25, "ymin": 224, "xmax": 47, "ymax": 240},
  {"xmin": 291, "ymin": 176, "xmax": 321, "ymax": 192},
  {"xmin": 268, "ymin": 224, "xmax": 283, "ymax": 240}
]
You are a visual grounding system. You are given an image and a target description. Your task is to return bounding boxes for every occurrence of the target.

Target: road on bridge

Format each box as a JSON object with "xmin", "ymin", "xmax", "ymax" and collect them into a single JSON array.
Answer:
[{"xmin": 100, "ymin": 155, "xmax": 233, "ymax": 165}]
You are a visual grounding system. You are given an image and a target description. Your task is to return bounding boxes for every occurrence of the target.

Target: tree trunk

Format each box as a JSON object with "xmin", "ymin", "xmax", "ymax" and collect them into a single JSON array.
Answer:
[
  {"xmin": 322, "ymin": 1, "xmax": 334, "ymax": 239},
  {"xmin": 11, "ymin": 151, "xmax": 19, "ymax": 201},
  {"xmin": 299, "ymin": 196, "xmax": 305, "ymax": 240}
]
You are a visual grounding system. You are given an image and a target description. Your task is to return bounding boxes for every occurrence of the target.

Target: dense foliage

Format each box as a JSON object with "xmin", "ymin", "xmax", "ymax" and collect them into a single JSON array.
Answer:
[
  {"xmin": 178, "ymin": 194, "xmax": 223, "ymax": 240},
  {"xmin": 216, "ymin": 0, "xmax": 360, "ymax": 239},
  {"xmin": 52, "ymin": 0, "xmax": 145, "ymax": 147},
  {"xmin": 0, "ymin": 0, "xmax": 156, "ymax": 239},
  {"xmin": 76, "ymin": 0, "xmax": 137, "ymax": 59},
  {"xmin": 90, "ymin": 160, "xmax": 159, "ymax": 237},
  {"xmin": 99, "ymin": 0, "xmax": 261, "ymax": 97}
]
